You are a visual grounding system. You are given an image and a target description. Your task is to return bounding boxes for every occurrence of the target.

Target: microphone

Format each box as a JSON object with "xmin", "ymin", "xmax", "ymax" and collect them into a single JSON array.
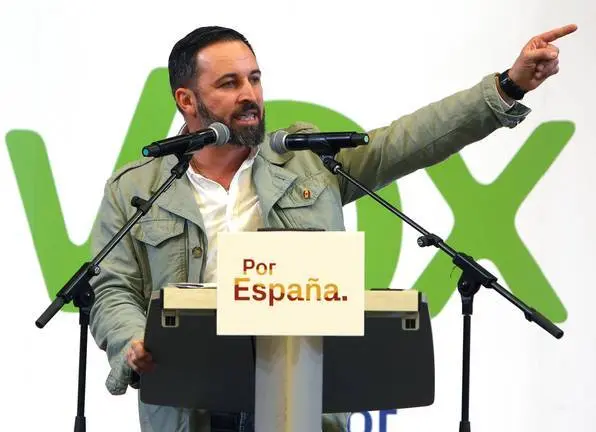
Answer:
[
  {"xmin": 142, "ymin": 122, "xmax": 230, "ymax": 158},
  {"xmin": 270, "ymin": 130, "xmax": 369, "ymax": 155}
]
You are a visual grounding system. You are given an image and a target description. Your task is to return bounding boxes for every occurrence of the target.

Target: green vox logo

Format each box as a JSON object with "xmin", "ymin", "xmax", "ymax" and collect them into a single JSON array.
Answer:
[{"xmin": 6, "ymin": 68, "xmax": 573, "ymax": 321}]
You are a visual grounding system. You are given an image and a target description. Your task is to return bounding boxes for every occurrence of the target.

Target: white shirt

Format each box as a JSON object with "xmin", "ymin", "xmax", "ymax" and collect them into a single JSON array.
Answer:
[{"xmin": 186, "ymin": 147, "xmax": 263, "ymax": 283}]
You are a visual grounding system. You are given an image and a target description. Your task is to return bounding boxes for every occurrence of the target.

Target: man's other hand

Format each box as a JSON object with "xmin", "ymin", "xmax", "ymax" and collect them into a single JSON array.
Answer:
[{"xmin": 126, "ymin": 339, "xmax": 156, "ymax": 373}]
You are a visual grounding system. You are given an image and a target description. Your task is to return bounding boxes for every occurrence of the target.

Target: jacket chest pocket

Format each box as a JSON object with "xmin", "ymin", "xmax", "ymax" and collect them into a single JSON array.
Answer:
[
  {"xmin": 132, "ymin": 218, "xmax": 187, "ymax": 291},
  {"xmin": 273, "ymin": 173, "xmax": 335, "ymax": 230}
]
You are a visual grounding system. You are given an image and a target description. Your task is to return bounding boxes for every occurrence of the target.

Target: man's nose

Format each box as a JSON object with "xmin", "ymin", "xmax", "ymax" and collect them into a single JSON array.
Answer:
[{"xmin": 238, "ymin": 78, "xmax": 257, "ymax": 103}]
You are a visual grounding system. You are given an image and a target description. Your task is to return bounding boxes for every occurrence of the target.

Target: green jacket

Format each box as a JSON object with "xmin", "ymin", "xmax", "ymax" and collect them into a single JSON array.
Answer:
[{"xmin": 88, "ymin": 74, "xmax": 529, "ymax": 429}]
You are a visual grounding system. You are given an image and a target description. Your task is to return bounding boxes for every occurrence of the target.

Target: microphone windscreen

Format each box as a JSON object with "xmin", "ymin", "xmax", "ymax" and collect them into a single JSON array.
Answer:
[
  {"xmin": 209, "ymin": 122, "xmax": 231, "ymax": 146},
  {"xmin": 270, "ymin": 130, "xmax": 289, "ymax": 154}
]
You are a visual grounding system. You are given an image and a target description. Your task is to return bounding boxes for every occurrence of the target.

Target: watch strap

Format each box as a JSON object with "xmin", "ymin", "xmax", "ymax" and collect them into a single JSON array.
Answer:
[{"xmin": 498, "ymin": 69, "xmax": 526, "ymax": 100}]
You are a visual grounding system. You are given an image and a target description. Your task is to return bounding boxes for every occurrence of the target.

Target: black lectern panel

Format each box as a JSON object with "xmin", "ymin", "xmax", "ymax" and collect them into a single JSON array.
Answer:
[
  {"xmin": 323, "ymin": 300, "xmax": 434, "ymax": 412},
  {"xmin": 141, "ymin": 301, "xmax": 255, "ymax": 411}
]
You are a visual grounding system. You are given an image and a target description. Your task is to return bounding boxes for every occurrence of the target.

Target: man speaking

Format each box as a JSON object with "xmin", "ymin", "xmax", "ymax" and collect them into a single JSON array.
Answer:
[{"xmin": 88, "ymin": 24, "xmax": 577, "ymax": 432}]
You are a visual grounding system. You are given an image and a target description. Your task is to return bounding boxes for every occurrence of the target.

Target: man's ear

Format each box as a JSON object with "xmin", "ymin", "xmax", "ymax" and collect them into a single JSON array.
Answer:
[{"xmin": 174, "ymin": 88, "xmax": 197, "ymax": 117}]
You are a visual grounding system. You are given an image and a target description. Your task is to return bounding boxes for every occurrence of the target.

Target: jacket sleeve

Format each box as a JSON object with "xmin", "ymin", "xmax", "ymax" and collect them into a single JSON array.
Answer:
[
  {"xmin": 336, "ymin": 73, "xmax": 531, "ymax": 204},
  {"xmin": 88, "ymin": 179, "xmax": 147, "ymax": 395}
]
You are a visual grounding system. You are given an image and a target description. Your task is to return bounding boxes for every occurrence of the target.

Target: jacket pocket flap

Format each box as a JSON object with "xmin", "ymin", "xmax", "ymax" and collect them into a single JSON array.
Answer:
[
  {"xmin": 277, "ymin": 173, "xmax": 328, "ymax": 209},
  {"xmin": 132, "ymin": 218, "xmax": 184, "ymax": 247}
]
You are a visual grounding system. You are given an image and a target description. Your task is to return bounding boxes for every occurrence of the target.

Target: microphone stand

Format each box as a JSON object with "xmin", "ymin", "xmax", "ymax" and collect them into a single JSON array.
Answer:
[
  {"xmin": 35, "ymin": 153, "xmax": 192, "ymax": 432},
  {"xmin": 314, "ymin": 146, "xmax": 563, "ymax": 432}
]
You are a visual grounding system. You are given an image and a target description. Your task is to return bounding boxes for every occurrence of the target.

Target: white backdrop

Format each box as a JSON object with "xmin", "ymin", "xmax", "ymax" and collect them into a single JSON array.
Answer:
[{"xmin": 1, "ymin": 1, "xmax": 594, "ymax": 431}]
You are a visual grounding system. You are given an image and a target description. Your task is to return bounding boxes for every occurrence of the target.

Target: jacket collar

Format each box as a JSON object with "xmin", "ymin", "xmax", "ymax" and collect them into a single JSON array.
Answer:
[{"xmin": 149, "ymin": 127, "xmax": 299, "ymax": 229}]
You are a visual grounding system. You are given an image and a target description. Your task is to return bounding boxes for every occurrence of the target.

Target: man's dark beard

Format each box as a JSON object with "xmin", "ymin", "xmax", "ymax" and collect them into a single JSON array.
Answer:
[{"xmin": 195, "ymin": 97, "xmax": 265, "ymax": 148}]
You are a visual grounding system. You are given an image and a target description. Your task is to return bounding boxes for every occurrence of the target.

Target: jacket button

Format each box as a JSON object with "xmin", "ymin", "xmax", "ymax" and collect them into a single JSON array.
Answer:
[{"xmin": 192, "ymin": 246, "xmax": 203, "ymax": 258}]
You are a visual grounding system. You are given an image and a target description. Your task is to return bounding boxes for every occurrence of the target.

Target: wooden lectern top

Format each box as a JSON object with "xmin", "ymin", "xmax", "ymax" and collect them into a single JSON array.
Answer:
[{"xmin": 160, "ymin": 285, "xmax": 419, "ymax": 314}]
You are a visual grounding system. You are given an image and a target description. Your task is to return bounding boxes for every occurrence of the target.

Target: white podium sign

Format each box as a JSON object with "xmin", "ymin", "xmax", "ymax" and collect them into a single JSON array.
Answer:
[{"xmin": 216, "ymin": 231, "xmax": 365, "ymax": 336}]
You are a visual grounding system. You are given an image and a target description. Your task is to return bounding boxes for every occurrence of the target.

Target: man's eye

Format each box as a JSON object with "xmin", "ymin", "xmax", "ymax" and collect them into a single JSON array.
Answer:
[
  {"xmin": 251, "ymin": 76, "xmax": 261, "ymax": 84},
  {"xmin": 220, "ymin": 81, "xmax": 235, "ymax": 88}
]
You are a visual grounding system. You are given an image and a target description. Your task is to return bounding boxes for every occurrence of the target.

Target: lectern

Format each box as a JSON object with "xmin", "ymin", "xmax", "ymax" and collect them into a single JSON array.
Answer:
[{"xmin": 140, "ymin": 286, "xmax": 434, "ymax": 431}]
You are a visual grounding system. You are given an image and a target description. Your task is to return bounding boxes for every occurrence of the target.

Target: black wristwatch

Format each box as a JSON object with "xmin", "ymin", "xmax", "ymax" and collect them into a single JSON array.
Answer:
[{"xmin": 498, "ymin": 69, "xmax": 526, "ymax": 100}]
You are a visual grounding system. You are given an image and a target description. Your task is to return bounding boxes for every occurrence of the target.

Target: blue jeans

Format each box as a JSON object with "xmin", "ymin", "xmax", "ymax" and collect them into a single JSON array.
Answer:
[
  {"xmin": 210, "ymin": 411, "xmax": 254, "ymax": 432},
  {"xmin": 139, "ymin": 399, "xmax": 253, "ymax": 432},
  {"xmin": 139, "ymin": 398, "xmax": 348, "ymax": 431}
]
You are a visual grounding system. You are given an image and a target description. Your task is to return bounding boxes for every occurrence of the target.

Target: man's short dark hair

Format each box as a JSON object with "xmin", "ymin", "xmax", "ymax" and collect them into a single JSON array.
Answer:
[{"xmin": 168, "ymin": 26, "xmax": 254, "ymax": 95}]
